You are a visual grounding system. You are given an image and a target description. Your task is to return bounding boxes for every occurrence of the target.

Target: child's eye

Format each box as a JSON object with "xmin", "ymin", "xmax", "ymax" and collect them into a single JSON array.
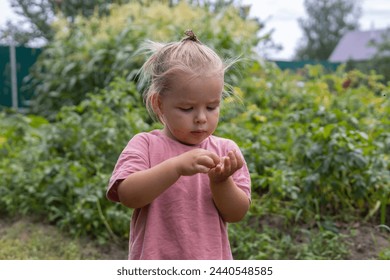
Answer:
[
  {"xmin": 179, "ymin": 107, "xmax": 192, "ymax": 112},
  {"xmin": 207, "ymin": 106, "xmax": 217, "ymax": 111}
]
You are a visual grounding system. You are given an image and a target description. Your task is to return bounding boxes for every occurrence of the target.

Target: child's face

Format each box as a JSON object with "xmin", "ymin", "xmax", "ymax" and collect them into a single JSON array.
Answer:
[{"xmin": 158, "ymin": 72, "xmax": 223, "ymax": 145}]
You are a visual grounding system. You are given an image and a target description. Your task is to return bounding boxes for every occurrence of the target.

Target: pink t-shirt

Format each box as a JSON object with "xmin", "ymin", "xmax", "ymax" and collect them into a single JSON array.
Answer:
[{"xmin": 107, "ymin": 130, "xmax": 251, "ymax": 260}]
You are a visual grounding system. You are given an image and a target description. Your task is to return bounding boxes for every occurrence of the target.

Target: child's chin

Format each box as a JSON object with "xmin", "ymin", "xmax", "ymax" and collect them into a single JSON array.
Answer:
[{"xmin": 178, "ymin": 137, "xmax": 204, "ymax": 146}]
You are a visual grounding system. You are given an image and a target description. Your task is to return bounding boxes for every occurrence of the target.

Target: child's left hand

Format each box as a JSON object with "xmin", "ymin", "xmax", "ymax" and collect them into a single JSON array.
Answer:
[{"xmin": 208, "ymin": 150, "xmax": 243, "ymax": 183}]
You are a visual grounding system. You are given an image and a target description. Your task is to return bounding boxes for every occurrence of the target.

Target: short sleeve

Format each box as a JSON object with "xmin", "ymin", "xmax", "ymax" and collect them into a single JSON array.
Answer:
[{"xmin": 106, "ymin": 133, "xmax": 150, "ymax": 202}]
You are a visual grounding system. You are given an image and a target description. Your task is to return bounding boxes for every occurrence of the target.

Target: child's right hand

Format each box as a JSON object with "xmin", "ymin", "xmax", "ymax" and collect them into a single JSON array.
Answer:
[{"xmin": 175, "ymin": 149, "xmax": 220, "ymax": 176}]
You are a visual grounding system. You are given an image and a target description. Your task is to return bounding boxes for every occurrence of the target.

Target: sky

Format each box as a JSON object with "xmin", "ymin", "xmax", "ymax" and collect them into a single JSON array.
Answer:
[
  {"xmin": 0, "ymin": 0, "xmax": 389, "ymax": 60},
  {"xmin": 242, "ymin": 0, "xmax": 390, "ymax": 59}
]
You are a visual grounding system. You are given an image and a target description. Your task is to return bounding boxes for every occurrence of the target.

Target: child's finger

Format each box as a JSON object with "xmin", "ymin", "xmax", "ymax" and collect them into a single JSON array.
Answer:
[
  {"xmin": 215, "ymin": 164, "xmax": 222, "ymax": 173},
  {"xmin": 234, "ymin": 150, "xmax": 244, "ymax": 169},
  {"xmin": 208, "ymin": 164, "xmax": 221, "ymax": 178},
  {"xmin": 198, "ymin": 154, "xmax": 219, "ymax": 169},
  {"xmin": 206, "ymin": 151, "xmax": 221, "ymax": 166},
  {"xmin": 222, "ymin": 156, "xmax": 231, "ymax": 173},
  {"xmin": 228, "ymin": 151, "xmax": 237, "ymax": 169},
  {"xmin": 196, "ymin": 164, "xmax": 210, "ymax": 173}
]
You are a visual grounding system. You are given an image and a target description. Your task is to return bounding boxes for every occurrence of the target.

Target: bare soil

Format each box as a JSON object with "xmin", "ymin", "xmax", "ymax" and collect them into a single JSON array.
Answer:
[{"xmin": 341, "ymin": 223, "xmax": 390, "ymax": 260}]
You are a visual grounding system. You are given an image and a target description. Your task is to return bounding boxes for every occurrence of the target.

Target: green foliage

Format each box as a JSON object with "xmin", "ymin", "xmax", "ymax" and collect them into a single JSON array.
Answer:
[
  {"xmin": 370, "ymin": 29, "xmax": 390, "ymax": 83},
  {"xmin": 0, "ymin": 218, "xmax": 127, "ymax": 259},
  {"xmin": 1, "ymin": 63, "xmax": 389, "ymax": 259},
  {"xmin": 0, "ymin": 0, "xmax": 128, "ymax": 45},
  {"xmin": 1, "ymin": 1, "xmax": 389, "ymax": 257},
  {"xmin": 219, "ymin": 63, "xmax": 389, "ymax": 226},
  {"xmin": 221, "ymin": 63, "xmax": 389, "ymax": 259},
  {"xmin": 295, "ymin": 0, "xmax": 361, "ymax": 60},
  {"xmin": 0, "ymin": 78, "xmax": 149, "ymax": 242},
  {"xmin": 229, "ymin": 219, "xmax": 350, "ymax": 259},
  {"xmin": 27, "ymin": 1, "xmax": 262, "ymax": 119},
  {"xmin": 379, "ymin": 246, "xmax": 390, "ymax": 260}
]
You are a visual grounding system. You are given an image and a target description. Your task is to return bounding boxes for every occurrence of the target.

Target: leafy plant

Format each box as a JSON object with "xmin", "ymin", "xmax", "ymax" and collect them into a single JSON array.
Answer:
[
  {"xmin": 218, "ymin": 63, "xmax": 390, "ymax": 225},
  {"xmin": 27, "ymin": 1, "xmax": 262, "ymax": 119},
  {"xmin": 1, "ymin": 32, "xmax": 389, "ymax": 260},
  {"xmin": 0, "ymin": 78, "xmax": 148, "ymax": 242}
]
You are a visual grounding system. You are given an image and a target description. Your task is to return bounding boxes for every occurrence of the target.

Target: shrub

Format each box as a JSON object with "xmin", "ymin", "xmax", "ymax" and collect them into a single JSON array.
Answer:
[
  {"xmin": 27, "ymin": 1, "xmax": 262, "ymax": 119},
  {"xmin": 218, "ymin": 63, "xmax": 390, "ymax": 225},
  {"xmin": 0, "ymin": 78, "xmax": 149, "ymax": 241},
  {"xmin": 1, "ymin": 65, "xmax": 389, "ymax": 258}
]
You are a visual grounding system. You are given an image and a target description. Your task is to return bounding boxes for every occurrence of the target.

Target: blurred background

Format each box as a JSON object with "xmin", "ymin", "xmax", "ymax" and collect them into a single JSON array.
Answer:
[{"xmin": 0, "ymin": 0, "xmax": 389, "ymax": 260}]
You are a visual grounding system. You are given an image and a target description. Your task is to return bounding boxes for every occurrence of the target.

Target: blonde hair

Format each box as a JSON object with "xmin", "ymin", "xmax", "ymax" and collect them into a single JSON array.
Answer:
[{"xmin": 138, "ymin": 30, "xmax": 235, "ymax": 122}]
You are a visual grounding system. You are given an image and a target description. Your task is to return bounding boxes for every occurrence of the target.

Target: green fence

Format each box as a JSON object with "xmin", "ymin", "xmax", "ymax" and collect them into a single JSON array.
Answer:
[
  {"xmin": 273, "ymin": 60, "xmax": 341, "ymax": 71},
  {"xmin": 0, "ymin": 46, "xmax": 41, "ymax": 109}
]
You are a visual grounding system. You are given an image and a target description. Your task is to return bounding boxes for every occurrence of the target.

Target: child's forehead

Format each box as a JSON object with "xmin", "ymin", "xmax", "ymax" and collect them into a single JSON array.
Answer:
[
  {"xmin": 172, "ymin": 74, "xmax": 223, "ymax": 91},
  {"xmin": 167, "ymin": 74, "xmax": 223, "ymax": 103},
  {"xmin": 175, "ymin": 95, "xmax": 221, "ymax": 103},
  {"xmin": 173, "ymin": 71, "xmax": 224, "ymax": 85}
]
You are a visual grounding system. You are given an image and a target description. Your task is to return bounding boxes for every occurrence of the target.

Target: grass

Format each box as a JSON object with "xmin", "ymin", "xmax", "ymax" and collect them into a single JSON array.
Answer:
[
  {"xmin": 229, "ymin": 213, "xmax": 390, "ymax": 260},
  {"xmin": 0, "ymin": 217, "xmax": 127, "ymax": 260},
  {"xmin": 230, "ymin": 223, "xmax": 350, "ymax": 260},
  {"xmin": 1, "ymin": 215, "xmax": 389, "ymax": 260}
]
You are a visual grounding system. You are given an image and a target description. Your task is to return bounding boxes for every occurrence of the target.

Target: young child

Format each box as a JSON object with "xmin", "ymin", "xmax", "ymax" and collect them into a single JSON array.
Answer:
[{"xmin": 107, "ymin": 30, "xmax": 251, "ymax": 260}]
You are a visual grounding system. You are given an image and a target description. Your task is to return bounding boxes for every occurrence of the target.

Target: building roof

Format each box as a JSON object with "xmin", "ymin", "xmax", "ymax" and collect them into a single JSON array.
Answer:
[{"xmin": 329, "ymin": 29, "xmax": 388, "ymax": 62}]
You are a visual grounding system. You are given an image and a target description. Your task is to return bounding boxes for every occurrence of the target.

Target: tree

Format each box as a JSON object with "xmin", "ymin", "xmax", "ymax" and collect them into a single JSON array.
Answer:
[
  {"xmin": 25, "ymin": 1, "xmax": 265, "ymax": 119},
  {"xmin": 0, "ymin": 0, "xmax": 127, "ymax": 46},
  {"xmin": 295, "ymin": 0, "xmax": 361, "ymax": 60},
  {"xmin": 369, "ymin": 28, "xmax": 390, "ymax": 84}
]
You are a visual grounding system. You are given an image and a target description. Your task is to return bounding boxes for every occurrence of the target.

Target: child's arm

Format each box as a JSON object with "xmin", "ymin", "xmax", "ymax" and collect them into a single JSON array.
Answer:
[
  {"xmin": 117, "ymin": 148, "xmax": 220, "ymax": 209},
  {"xmin": 208, "ymin": 150, "xmax": 250, "ymax": 223}
]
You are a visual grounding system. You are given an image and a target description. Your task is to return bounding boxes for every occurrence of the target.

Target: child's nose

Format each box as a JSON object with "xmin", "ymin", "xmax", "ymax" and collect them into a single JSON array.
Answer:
[{"xmin": 195, "ymin": 110, "xmax": 207, "ymax": 123}]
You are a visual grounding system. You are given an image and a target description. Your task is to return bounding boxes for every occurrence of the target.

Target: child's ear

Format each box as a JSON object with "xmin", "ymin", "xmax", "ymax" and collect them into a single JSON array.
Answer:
[
  {"xmin": 151, "ymin": 94, "xmax": 161, "ymax": 113},
  {"xmin": 151, "ymin": 94, "xmax": 164, "ymax": 123}
]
